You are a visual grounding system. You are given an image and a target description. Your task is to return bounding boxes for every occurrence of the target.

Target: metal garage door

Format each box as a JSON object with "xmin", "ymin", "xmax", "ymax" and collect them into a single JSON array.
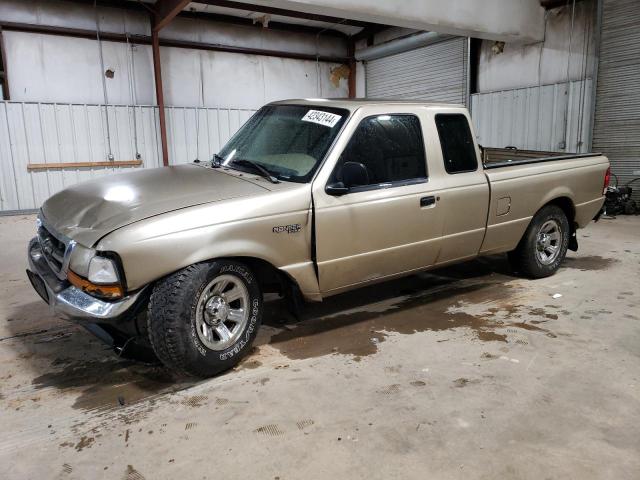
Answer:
[
  {"xmin": 592, "ymin": 0, "xmax": 640, "ymax": 201},
  {"xmin": 365, "ymin": 37, "xmax": 468, "ymax": 105}
]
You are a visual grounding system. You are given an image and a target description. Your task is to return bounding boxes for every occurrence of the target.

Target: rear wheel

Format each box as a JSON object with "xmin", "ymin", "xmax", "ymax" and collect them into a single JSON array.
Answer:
[
  {"xmin": 148, "ymin": 260, "xmax": 262, "ymax": 377},
  {"xmin": 508, "ymin": 204, "xmax": 570, "ymax": 278}
]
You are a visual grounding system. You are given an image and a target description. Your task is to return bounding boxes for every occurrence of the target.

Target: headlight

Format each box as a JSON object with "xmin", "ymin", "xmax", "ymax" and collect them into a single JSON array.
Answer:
[
  {"xmin": 88, "ymin": 256, "xmax": 119, "ymax": 284},
  {"xmin": 68, "ymin": 254, "xmax": 124, "ymax": 299}
]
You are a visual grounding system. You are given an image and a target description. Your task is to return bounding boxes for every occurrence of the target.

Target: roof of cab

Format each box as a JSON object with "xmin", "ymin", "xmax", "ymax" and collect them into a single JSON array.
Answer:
[{"xmin": 269, "ymin": 98, "xmax": 466, "ymax": 110}]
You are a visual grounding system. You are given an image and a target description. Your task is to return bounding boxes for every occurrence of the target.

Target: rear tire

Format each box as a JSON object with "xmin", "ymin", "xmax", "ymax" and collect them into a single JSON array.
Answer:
[
  {"xmin": 508, "ymin": 204, "xmax": 570, "ymax": 278},
  {"xmin": 148, "ymin": 260, "xmax": 262, "ymax": 377}
]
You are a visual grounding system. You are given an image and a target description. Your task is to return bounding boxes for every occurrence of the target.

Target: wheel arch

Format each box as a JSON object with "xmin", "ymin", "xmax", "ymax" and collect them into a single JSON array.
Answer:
[
  {"xmin": 539, "ymin": 196, "xmax": 578, "ymax": 251},
  {"xmin": 225, "ymin": 256, "xmax": 299, "ymax": 295},
  {"xmin": 546, "ymin": 196, "xmax": 576, "ymax": 225},
  {"xmin": 515, "ymin": 196, "xmax": 577, "ymax": 254}
]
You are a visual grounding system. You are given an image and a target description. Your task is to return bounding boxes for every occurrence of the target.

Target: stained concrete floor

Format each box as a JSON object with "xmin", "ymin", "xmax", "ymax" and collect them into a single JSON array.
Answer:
[{"xmin": 0, "ymin": 214, "xmax": 639, "ymax": 479}]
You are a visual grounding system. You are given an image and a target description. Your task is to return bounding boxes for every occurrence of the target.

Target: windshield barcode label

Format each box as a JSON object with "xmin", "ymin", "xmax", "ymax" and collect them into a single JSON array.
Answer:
[{"xmin": 301, "ymin": 110, "xmax": 342, "ymax": 128}]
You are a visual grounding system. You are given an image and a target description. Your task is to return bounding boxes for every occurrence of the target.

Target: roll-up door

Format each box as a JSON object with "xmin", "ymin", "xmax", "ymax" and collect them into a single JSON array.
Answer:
[
  {"xmin": 365, "ymin": 37, "xmax": 468, "ymax": 105},
  {"xmin": 592, "ymin": 0, "xmax": 640, "ymax": 202}
]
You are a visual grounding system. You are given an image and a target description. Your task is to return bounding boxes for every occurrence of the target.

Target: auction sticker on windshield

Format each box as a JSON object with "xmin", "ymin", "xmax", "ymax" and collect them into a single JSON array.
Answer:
[{"xmin": 302, "ymin": 110, "xmax": 342, "ymax": 128}]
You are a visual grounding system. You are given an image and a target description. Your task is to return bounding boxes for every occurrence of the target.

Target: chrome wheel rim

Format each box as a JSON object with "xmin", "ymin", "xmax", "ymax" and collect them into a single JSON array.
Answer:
[
  {"xmin": 535, "ymin": 219, "xmax": 562, "ymax": 265},
  {"xmin": 195, "ymin": 274, "xmax": 249, "ymax": 351}
]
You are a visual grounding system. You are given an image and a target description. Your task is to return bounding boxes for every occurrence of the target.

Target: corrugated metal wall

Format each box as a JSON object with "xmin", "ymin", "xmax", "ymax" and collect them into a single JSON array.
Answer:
[
  {"xmin": 470, "ymin": 79, "xmax": 593, "ymax": 153},
  {"xmin": 0, "ymin": 101, "xmax": 255, "ymax": 212},
  {"xmin": 365, "ymin": 37, "xmax": 468, "ymax": 104},
  {"xmin": 592, "ymin": 0, "xmax": 640, "ymax": 200}
]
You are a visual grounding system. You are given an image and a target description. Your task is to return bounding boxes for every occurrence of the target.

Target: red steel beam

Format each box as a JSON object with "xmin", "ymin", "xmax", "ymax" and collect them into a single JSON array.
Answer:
[
  {"xmin": 153, "ymin": 0, "xmax": 192, "ymax": 31},
  {"xmin": 151, "ymin": 24, "xmax": 170, "ymax": 167}
]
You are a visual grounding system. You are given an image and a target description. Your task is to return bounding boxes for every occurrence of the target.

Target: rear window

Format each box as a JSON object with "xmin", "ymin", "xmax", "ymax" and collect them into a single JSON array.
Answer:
[{"xmin": 435, "ymin": 114, "xmax": 478, "ymax": 174}]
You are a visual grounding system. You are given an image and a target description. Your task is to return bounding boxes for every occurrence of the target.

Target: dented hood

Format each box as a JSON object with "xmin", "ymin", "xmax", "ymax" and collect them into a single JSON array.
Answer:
[{"xmin": 41, "ymin": 164, "xmax": 268, "ymax": 247}]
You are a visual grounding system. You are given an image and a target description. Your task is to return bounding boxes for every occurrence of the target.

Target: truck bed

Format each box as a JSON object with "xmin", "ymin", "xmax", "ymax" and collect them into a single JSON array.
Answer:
[
  {"xmin": 479, "ymin": 151, "xmax": 609, "ymax": 256},
  {"xmin": 482, "ymin": 147, "xmax": 602, "ymax": 169}
]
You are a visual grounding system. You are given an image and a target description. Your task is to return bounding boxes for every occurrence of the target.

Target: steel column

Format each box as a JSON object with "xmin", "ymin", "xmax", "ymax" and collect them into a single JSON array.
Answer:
[
  {"xmin": 151, "ymin": 26, "xmax": 169, "ymax": 167},
  {"xmin": 0, "ymin": 27, "xmax": 9, "ymax": 99},
  {"xmin": 347, "ymin": 38, "xmax": 356, "ymax": 98}
]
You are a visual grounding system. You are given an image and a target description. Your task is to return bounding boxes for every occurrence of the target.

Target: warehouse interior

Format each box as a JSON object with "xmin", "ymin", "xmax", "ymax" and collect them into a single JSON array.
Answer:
[
  {"xmin": 0, "ymin": 0, "xmax": 639, "ymax": 478},
  {"xmin": 0, "ymin": 0, "xmax": 638, "ymax": 212}
]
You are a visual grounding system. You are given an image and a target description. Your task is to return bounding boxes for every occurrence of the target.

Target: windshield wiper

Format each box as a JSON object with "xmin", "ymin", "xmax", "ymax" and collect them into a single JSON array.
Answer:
[{"xmin": 230, "ymin": 159, "xmax": 280, "ymax": 184}]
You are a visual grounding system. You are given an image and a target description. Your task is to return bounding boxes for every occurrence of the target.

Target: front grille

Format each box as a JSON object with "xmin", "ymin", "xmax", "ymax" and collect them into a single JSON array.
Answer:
[{"xmin": 37, "ymin": 224, "xmax": 67, "ymax": 275}]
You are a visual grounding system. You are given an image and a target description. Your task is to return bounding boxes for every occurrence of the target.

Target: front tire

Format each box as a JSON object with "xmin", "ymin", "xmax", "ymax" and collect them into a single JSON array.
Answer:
[
  {"xmin": 508, "ymin": 204, "xmax": 570, "ymax": 278},
  {"xmin": 148, "ymin": 260, "xmax": 262, "ymax": 377}
]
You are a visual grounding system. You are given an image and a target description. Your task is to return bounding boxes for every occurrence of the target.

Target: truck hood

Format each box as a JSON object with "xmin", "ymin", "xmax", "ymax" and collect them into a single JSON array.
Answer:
[{"xmin": 41, "ymin": 164, "xmax": 268, "ymax": 247}]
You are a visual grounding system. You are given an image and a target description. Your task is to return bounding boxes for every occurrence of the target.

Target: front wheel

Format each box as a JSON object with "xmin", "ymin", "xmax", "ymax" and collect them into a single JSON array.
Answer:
[
  {"xmin": 508, "ymin": 204, "xmax": 570, "ymax": 278},
  {"xmin": 148, "ymin": 260, "xmax": 262, "ymax": 377}
]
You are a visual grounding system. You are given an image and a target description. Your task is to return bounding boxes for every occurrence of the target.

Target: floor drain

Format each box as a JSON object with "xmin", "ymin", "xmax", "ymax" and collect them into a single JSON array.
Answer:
[{"xmin": 255, "ymin": 424, "xmax": 284, "ymax": 437}]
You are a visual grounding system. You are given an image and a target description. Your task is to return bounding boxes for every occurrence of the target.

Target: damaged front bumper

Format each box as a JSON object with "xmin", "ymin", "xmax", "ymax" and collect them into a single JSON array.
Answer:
[{"xmin": 26, "ymin": 237, "xmax": 146, "ymax": 324}]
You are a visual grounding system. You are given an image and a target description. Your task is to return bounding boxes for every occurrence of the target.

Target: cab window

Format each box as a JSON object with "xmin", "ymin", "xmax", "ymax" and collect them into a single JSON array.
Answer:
[
  {"xmin": 435, "ymin": 113, "xmax": 478, "ymax": 174},
  {"xmin": 331, "ymin": 114, "xmax": 427, "ymax": 190}
]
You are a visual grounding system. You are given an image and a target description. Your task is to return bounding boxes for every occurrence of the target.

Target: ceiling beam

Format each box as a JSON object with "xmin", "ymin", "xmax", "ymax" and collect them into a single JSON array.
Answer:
[
  {"xmin": 61, "ymin": 0, "xmax": 346, "ymax": 37},
  {"xmin": 153, "ymin": 0, "xmax": 192, "ymax": 31},
  {"xmin": 196, "ymin": 0, "xmax": 376, "ymax": 28},
  {"xmin": 539, "ymin": 0, "xmax": 585, "ymax": 8},
  {"xmin": 0, "ymin": 21, "xmax": 350, "ymax": 63},
  {"xmin": 178, "ymin": 10, "xmax": 347, "ymax": 37},
  {"xmin": 351, "ymin": 24, "xmax": 388, "ymax": 42}
]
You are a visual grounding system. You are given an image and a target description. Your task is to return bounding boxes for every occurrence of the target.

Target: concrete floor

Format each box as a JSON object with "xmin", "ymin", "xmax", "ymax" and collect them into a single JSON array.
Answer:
[{"xmin": 0, "ymin": 214, "xmax": 639, "ymax": 479}]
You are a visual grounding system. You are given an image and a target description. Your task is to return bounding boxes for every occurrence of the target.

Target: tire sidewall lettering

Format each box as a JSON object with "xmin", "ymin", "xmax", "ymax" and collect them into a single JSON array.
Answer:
[
  {"xmin": 219, "ymin": 264, "xmax": 253, "ymax": 285},
  {"xmin": 188, "ymin": 264, "xmax": 261, "ymax": 362},
  {"xmin": 219, "ymin": 298, "xmax": 260, "ymax": 361}
]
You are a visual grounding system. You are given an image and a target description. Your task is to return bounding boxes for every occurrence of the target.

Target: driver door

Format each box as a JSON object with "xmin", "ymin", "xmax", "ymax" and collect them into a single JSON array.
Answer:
[{"xmin": 312, "ymin": 108, "xmax": 445, "ymax": 295}]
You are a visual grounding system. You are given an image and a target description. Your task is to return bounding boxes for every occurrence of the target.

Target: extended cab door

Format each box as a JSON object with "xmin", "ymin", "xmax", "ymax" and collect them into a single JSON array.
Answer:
[
  {"xmin": 429, "ymin": 112, "xmax": 490, "ymax": 265},
  {"xmin": 312, "ymin": 106, "xmax": 446, "ymax": 295}
]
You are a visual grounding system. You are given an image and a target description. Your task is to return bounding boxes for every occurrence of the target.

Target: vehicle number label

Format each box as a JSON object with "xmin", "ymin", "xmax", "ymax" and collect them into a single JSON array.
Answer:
[{"xmin": 302, "ymin": 110, "xmax": 342, "ymax": 128}]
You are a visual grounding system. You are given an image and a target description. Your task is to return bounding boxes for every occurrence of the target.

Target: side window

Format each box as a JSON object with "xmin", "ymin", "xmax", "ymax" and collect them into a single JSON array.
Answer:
[
  {"xmin": 435, "ymin": 114, "xmax": 478, "ymax": 174},
  {"xmin": 331, "ymin": 114, "xmax": 427, "ymax": 189}
]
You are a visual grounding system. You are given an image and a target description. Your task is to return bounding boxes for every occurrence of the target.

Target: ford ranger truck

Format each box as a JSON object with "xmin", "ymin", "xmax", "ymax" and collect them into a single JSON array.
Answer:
[{"xmin": 26, "ymin": 99, "xmax": 610, "ymax": 377}]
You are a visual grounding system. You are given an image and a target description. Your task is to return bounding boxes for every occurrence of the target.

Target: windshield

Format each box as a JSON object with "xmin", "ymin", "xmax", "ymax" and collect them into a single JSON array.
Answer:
[{"xmin": 217, "ymin": 104, "xmax": 350, "ymax": 183}]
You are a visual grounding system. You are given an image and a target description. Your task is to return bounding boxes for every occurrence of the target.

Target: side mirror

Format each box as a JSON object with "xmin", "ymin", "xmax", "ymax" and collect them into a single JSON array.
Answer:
[
  {"xmin": 325, "ymin": 162, "xmax": 369, "ymax": 196},
  {"xmin": 341, "ymin": 161, "xmax": 369, "ymax": 188},
  {"xmin": 325, "ymin": 182, "xmax": 349, "ymax": 196}
]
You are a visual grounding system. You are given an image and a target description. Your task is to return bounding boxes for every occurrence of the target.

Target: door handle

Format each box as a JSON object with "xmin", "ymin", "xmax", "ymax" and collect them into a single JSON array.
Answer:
[{"xmin": 420, "ymin": 196, "xmax": 436, "ymax": 207}]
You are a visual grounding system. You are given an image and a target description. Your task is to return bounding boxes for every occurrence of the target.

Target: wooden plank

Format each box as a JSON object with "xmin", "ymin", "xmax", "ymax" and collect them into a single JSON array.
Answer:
[{"xmin": 27, "ymin": 160, "xmax": 143, "ymax": 171}]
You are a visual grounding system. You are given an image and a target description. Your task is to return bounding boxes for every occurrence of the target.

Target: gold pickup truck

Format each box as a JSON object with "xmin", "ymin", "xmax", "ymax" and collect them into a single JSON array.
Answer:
[{"xmin": 26, "ymin": 99, "xmax": 610, "ymax": 377}]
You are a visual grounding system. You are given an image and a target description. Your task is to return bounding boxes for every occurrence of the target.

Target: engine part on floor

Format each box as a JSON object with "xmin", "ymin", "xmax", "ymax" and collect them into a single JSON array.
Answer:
[{"xmin": 603, "ymin": 177, "xmax": 638, "ymax": 216}]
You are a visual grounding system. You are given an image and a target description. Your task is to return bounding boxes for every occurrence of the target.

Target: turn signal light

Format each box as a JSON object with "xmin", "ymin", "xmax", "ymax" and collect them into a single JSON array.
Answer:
[{"xmin": 68, "ymin": 270, "xmax": 124, "ymax": 299}]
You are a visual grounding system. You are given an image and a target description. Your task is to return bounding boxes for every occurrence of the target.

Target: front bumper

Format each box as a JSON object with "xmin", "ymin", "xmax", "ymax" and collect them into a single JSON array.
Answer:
[{"xmin": 26, "ymin": 237, "xmax": 146, "ymax": 324}]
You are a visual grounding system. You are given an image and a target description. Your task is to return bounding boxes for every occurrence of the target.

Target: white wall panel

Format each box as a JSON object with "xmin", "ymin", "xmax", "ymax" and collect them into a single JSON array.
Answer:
[
  {"xmin": 4, "ymin": 32, "xmax": 156, "ymax": 105},
  {"xmin": 0, "ymin": 101, "xmax": 257, "ymax": 212},
  {"xmin": 5, "ymin": 32, "xmax": 348, "ymax": 108},
  {"xmin": 477, "ymin": 1, "xmax": 597, "ymax": 92},
  {"xmin": 470, "ymin": 79, "xmax": 593, "ymax": 154},
  {"xmin": 0, "ymin": 0, "xmax": 150, "ymax": 35}
]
